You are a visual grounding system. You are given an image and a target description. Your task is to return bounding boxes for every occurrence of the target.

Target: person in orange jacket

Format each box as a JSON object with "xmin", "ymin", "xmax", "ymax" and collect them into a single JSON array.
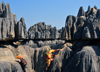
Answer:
[
  {"xmin": 16, "ymin": 55, "xmax": 27, "ymax": 72},
  {"xmin": 45, "ymin": 49, "xmax": 61, "ymax": 72}
]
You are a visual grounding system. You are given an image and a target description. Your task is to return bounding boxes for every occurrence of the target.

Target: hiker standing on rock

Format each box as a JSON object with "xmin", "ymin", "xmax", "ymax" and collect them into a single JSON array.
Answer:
[
  {"xmin": 45, "ymin": 49, "xmax": 61, "ymax": 72},
  {"xmin": 16, "ymin": 55, "xmax": 27, "ymax": 72}
]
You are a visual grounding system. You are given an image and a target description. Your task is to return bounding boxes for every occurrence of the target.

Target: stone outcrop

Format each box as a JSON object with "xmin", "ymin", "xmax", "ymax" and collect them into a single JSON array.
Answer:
[
  {"xmin": 63, "ymin": 46, "xmax": 100, "ymax": 72},
  {"xmin": 85, "ymin": 5, "xmax": 91, "ymax": 17},
  {"xmin": 0, "ymin": 2, "xmax": 100, "ymax": 41},
  {"xmin": 16, "ymin": 17, "xmax": 28, "ymax": 39},
  {"xmin": 61, "ymin": 5, "xmax": 100, "ymax": 40},
  {"xmin": 0, "ymin": 18, "xmax": 15, "ymax": 40},
  {"xmin": 0, "ymin": 43, "xmax": 51, "ymax": 72},
  {"xmin": 0, "ymin": 2, "xmax": 16, "ymax": 40},
  {"xmin": 1, "ymin": 39, "xmax": 100, "ymax": 72},
  {"xmin": 48, "ymin": 43, "xmax": 74, "ymax": 72},
  {"xmin": 22, "ymin": 40, "xmax": 65, "ymax": 48},
  {"xmin": 28, "ymin": 22, "xmax": 59, "ymax": 39},
  {"xmin": 77, "ymin": 6, "xmax": 85, "ymax": 17},
  {"xmin": 60, "ymin": 15, "xmax": 77, "ymax": 40},
  {"xmin": 0, "ymin": 2, "xmax": 28, "ymax": 40},
  {"xmin": 0, "ymin": 46, "xmax": 23, "ymax": 72}
]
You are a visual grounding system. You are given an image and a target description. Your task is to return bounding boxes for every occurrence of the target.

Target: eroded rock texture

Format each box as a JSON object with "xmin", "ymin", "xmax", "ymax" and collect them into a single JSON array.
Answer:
[
  {"xmin": 48, "ymin": 43, "xmax": 74, "ymax": 72},
  {"xmin": 0, "ymin": 2, "xmax": 16, "ymax": 40},
  {"xmin": 0, "ymin": 2, "xmax": 28, "ymax": 40},
  {"xmin": 28, "ymin": 22, "xmax": 59, "ymax": 39},
  {"xmin": 16, "ymin": 17, "xmax": 28, "ymax": 39},
  {"xmin": 0, "ymin": 2, "xmax": 100, "ymax": 72},
  {"xmin": 63, "ymin": 46, "xmax": 100, "ymax": 72},
  {"xmin": 60, "ymin": 5, "xmax": 100, "ymax": 40}
]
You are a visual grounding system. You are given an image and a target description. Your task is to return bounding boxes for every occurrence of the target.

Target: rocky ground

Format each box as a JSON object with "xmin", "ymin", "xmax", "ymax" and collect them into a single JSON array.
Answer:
[
  {"xmin": 0, "ymin": 1, "xmax": 100, "ymax": 72},
  {"xmin": 0, "ymin": 40, "xmax": 100, "ymax": 72}
]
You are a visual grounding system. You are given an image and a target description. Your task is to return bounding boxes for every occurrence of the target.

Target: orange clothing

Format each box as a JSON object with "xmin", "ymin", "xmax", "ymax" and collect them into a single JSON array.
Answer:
[
  {"xmin": 46, "ymin": 49, "xmax": 55, "ymax": 58},
  {"xmin": 16, "ymin": 55, "xmax": 22, "ymax": 59},
  {"xmin": 48, "ymin": 49, "xmax": 55, "ymax": 53},
  {"xmin": 45, "ymin": 49, "xmax": 60, "ymax": 72},
  {"xmin": 45, "ymin": 49, "xmax": 55, "ymax": 66}
]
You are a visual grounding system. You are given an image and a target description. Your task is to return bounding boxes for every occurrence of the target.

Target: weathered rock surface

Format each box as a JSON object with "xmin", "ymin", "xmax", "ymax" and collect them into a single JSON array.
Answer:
[
  {"xmin": 22, "ymin": 40, "xmax": 65, "ymax": 48},
  {"xmin": 1, "ymin": 39, "xmax": 100, "ymax": 72},
  {"xmin": 28, "ymin": 22, "xmax": 59, "ymax": 39},
  {"xmin": 63, "ymin": 46, "xmax": 100, "ymax": 72},
  {"xmin": 0, "ymin": 43, "xmax": 52, "ymax": 72},
  {"xmin": 65, "ymin": 15, "xmax": 77, "ymax": 40},
  {"xmin": 1, "ymin": 2, "xmax": 100, "ymax": 72},
  {"xmin": 0, "ymin": 61, "xmax": 23, "ymax": 72},
  {"xmin": 0, "ymin": 2, "xmax": 14, "ymax": 40},
  {"xmin": 77, "ymin": 6, "xmax": 85, "ymax": 17},
  {"xmin": 0, "ymin": 2, "xmax": 16, "ymax": 40},
  {"xmin": 0, "ymin": 2, "xmax": 28, "ymax": 40},
  {"xmin": 0, "ymin": 45, "xmax": 23, "ymax": 72},
  {"xmin": 16, "ymin": 17, "xmax": 28, "ymax": 39},
  {"xmin": 48, "ymin": 43, "xmax": 74, "ymax": 72},
  {"xmin": 61, "ymin": 5, "xmax": 100, "ymax": 40}
]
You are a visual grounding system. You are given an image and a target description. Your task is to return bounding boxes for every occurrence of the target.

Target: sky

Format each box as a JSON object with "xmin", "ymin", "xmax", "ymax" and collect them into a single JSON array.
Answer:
[{"xmin": 1, "ymin": 0, "xmax": 100, "ymax": 31}]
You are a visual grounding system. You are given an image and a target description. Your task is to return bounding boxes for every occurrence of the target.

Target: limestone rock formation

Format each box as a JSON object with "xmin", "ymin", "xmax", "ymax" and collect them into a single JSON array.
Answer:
[
  {"xmin": 77, "ymin": 6, "xmax": 85, "ymax": 17},
  {"xmin": 63, "ymin": 46, "xmax": 100, "ymax": 72},
  {"xmin": 28, "ymin": 22, "xmax": 59, "ymax": 39},
  {"xmin": 16, "ymin": 17, "xmax": 28, "ymax": 39},
  {"xmin": 0, "ymin": 2, "xmax": 28, "ymax": 40},
  {"xmin": 0, "ymin": 40, "xmax": 100, "ymax": 72},
  {"xmin": 60, "ymin": 5, "xmax": 100, "ymax": 40},
  {"xmin": 22, "ymin": 40, "xmax": 65, "ymax": 48},
  {"xmin": 70, "ymin": 6, "xmax": 100, "ymax": 40},
  {"xmin": 0, "ymin": 2, "xmax": 16, "ymax": 40},
  {"xmin": 1, "ymin": 2, "xmax": 100, "ymax": 72},
  {"xmin": 48, "ymin": 43, "xmax": 74, "ymax": 72},
  {"xmin": 0, "ymin": 18, "xmax": 15, "ymax": 40},
  {"xmin": 0, "ymin": 61, "xmax": 23, "ymax": 72},
  {"xmin": 85, "ymin": 5, "xmax": 91, "ymax": 17},
  {"xmin": 0, "ymin": 46, "xmax": 23, "ymax": 72},
  {"xmin": 60, "ymin": 27, "xmax": 68, "ymax": 40},
  {"xmin": 61, "ymin": 15, "xmax": 77, "ymax": 40}
]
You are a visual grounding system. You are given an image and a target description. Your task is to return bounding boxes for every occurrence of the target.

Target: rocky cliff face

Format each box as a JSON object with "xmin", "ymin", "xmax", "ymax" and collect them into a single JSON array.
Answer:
[{"xmin": 0, "ymin": 1, "xmax": 100, "ymax": 72}]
